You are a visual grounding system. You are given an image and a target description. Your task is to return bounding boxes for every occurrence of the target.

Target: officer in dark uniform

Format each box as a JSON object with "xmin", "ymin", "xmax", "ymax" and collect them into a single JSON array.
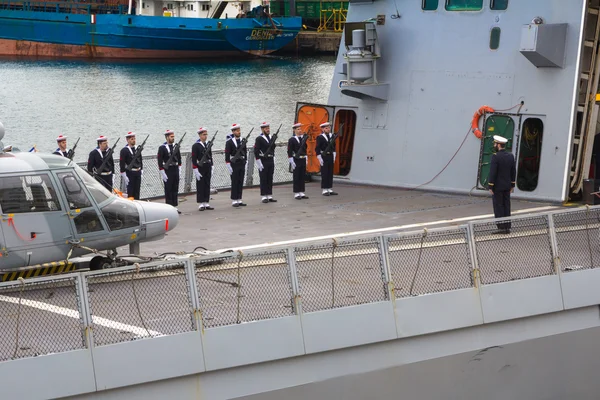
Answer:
[
  {"xmin": 254, "ymin": 121, "xmax": 277, "ymax": 203},
  {"xmin": 225, "ymin": 123, "xmax": 247, "ymax": 208},
  {"xmin": 192, "ymin": 127, "xmax": 214, "ymax": 211},
  {"xmin": 53, "ymin": 135, "xmax": 69, "ymax": 157},
  {"xmin": 287, "ymin": 122, "xmax": 309, "ymax": 200},
  {"xmin": 157, "ymin": 129, "xmax": 182, "ymax": 213},
  {"xmin": 87, "ymin": 136, "xmax": 114, "ymax": 192},
  {"xmin": 488, "ymin": 135, "xmax": 516, "ymax": 233},
  {"xmin": 119, "ymin": 132, "xmax": 143, "ymax": 200},
  {"xmin": 315, "ymin": 121, "xmax": 337, "ymax": 196}
]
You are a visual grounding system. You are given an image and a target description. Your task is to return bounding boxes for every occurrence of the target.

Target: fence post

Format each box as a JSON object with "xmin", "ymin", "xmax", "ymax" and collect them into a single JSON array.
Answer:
[
  {"xmin": 286, "ymin": 247, "xmax": 302, "ymax": 316},
  {"xmin": 547, "ymin": 213, "xmax": 561, "ymax": 275},
  {"xmin": 466, "ymin": 222, "xmax": 480, "ymax": 288},
  {"xmin": 378, "ymin": 233, "xmax": 394, "ymax": 302},
  {"xmin": 77, "ymin": 272, "xmax": 96, "ymax": 349},
  {"xmin": 184, "ymin": 153, "xmax": 193, "ymax": 194},
  {"xmin": 184, "ymin": 258, "xmax": 204, "ymax": 333}
]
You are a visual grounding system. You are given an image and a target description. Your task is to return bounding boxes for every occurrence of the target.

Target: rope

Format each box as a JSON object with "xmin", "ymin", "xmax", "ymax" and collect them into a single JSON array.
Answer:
[
  {"xmin": 236, "ymin": 250, "xmax": 243, "ymax": 324},
  {"xmin": 330, "ymin": 238, "xmax": 338, "ymax": 307},
  {"xmin": 409, "ymin": 228, "xmax": 428, "ymax": 296},
  {"xmin": 130, "ymin": 263, "xmax": 152, "ymax": 338},
  {"xmin": 12, "ymin": 277, "xmax": 25, "ymax": 359}
]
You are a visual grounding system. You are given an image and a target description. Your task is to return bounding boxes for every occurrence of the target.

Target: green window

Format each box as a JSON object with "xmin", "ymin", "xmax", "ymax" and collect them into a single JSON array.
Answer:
[
  {"xmin": 445, "ymin": 0, "xmax": 483, "ymax": 11},
  {"xmin": 489, "ymin": 27, "xmax": 501, "ymax": 50},
  {"xmin": 422, "ymin": 0, "xmax": 438, "ymax": 11},
  {"xmin": 490, "ymin": 0, "xmax": 508, "ymax": 10}
]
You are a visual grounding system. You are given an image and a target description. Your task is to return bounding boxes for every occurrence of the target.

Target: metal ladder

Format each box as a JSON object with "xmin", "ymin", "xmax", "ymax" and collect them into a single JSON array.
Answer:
[{"xmin": 570, "ymin": 0, "xmax": 600, "ymax": 195}]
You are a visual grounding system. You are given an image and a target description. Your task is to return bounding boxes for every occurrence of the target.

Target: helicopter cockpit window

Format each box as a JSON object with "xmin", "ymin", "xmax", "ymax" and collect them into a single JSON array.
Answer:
[
  {"xmin": 72, "ymin": 164, "xmax": 112, "ymax": 205},
  {"xmin": 101, "ymin": 198, "xmax": 140, "ymax": 231},
  {"xmin": 0, "ymin": 174, "xmax": 61, "ymax": 214},
  {"xmin": 57, "ymin": 172, "xmax": 92, "ymax": 209}
]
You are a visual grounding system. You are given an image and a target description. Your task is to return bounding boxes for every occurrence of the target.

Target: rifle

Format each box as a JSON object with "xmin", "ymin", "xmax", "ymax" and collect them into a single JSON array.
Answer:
[
  {"xmin": 93, "ymin": 138, "xmax": 120, "ymax": 176},
  {"xmin": 260, "ymin": 123, "xmax": 282, "ymax": 158},
  {"xmin": 125, "ymin": 134, "xmax": 149, "ymax": 172},
  {"xmin": 322, "ymin": 123, "xmax": 344, "ymax": 155},
  {"xmin": 163, "ymin": 132, "xmax": 187, "ymax": 169},
  {"xmin": 230, "ymin": 128, "xmax": 254, "ymax": 163},
  {"xmin": 67, "ymin": 137, "xmax": 80, "ymax": 160},
  {"xmin": 296, "ymin": 132, "xmax": 309, "ymax": 157},
  {"xmin": 197, "ymin": 130, "xmax": 218, "ymax": 166}
]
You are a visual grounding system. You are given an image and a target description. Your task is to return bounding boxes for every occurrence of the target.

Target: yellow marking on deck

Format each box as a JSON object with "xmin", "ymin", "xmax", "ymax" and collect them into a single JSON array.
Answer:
[{"xmin": 1, "ymin": 261, "xmax": 76, "ymax": 282}]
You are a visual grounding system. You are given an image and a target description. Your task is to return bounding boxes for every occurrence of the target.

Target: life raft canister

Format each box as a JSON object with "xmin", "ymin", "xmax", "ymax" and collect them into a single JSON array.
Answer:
[{"xmin": 471, "ymin": 106, "xmax": 495, "ymax": 139}]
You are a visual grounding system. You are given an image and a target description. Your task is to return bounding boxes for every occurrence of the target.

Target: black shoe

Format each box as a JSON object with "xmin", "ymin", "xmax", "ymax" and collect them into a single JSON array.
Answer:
[
  {"xmin": 323, "ymin": 192, "xmax": 330, "ymax": 196},
  {"xmin": 177, "ymin": 210, "xmax": 182, "ymax": 214},
  {"xmin": 329, "ymin": 191, "xmax": 338, "ymax": 196},
  {"xmin": 268, "ymin": 198, "xmax": 277, "ymax": 202},
  {"xmin": 295, "ymin": 196, "xmax": 302, "ymax": 200},
  {"xmin": 492, "ymin": 230, "xmax": 504, "ymax": 235},
  {"xmin": 238, "ymin": 202, "xmax": 247, "ymax": 206},
  {"xmin": 302, "ymin": 195, "xmax": 309, "ymax": 199},
  {"xmin": 232, "ymin": 203, "xmax": 240, "ymax": 208},
  {"xmin": 205, "ymin": 206, "xmax": 214, "ymax": 210},
  {"xmin": 198, "ymin": 206, "xmax": 205, "ymax": 211},
  {"xmin": 262, "ymin": 198, "xmax": 269, "ymax": 203}
]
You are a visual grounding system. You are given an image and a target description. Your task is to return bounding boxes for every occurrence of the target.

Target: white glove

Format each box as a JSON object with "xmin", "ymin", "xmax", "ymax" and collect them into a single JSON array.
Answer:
[
  {"xmin": 227, "ymin": 163, "xmax": 233, "ymax": 175},
  {"xmin": 178, "ymin": 165, "xmax": 182, "ymax": 175},
  {"xmin": 256, "ymin": 159, "xmax": 264, "ymax": 172},
  {"xmin": 333, "ymin": 152, "xmax": 336, "ymax": 162},
  {"xmin": 112, "ymin": 175, "xmax": 115, "ymax": 186},
  {"xmin": 141, "ymin": 169, "xmax": 144, "ymax": 177},
  {"xmin": 317, "ymin": 154, "xmax": 324, "ymax": 166},
  {"xmin": 160, "ymin": 169, "xmax": 168, "ymax": 182},
  {"xmin": 193, "ymin": 168, "xmax": 202, "ymax": 181},
  {"xmin": 120, "ymin": 172, "xmax": 129, "ymax": 187},
  {"xmin": 288, "ymin": 157, "xmax": 296, "ymax": 170},
  {"xmin": 211, "ymin": 165, "xmax": 214, "ymax": 175}
]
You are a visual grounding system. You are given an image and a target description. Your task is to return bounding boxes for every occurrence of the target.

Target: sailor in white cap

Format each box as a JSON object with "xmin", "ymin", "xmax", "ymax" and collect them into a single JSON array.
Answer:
[
  {"xmin": 254, "ymin": 121, "xmax": 278, "ymax": 203},
  {"xmin": 488, "ymin": 135, "xmax": 516, "ymax": 234},
  {"xmin": 287, "ymin": 122, "xmax": 309, "ymax": 199},
  {"xmin": 225, "ymin": 123, "xmax": 248, "ymax": 207},
  {"xmin": 157, "ymin": 129, "xmax": 182, "ymax": 213},
  {"xmin": 119, "ymin": 132, "xmax": 143, "ymax": 200},
  {"xmin": 53, "ymin": 135, "xmax": 69, "ymax": 157},
  {"xmin": 192, "ymin": 127, "xmax": 214, "ymax": 211},
  {"xmin": 315, "ymin": 121, "xmax": 338, "ymax": 196},
  {"xmin": 87, "ymin": 135, "xmax": 115, "ymax": 191}
]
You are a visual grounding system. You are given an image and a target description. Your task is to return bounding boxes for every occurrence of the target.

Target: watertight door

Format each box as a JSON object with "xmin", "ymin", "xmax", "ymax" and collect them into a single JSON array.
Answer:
[
  {"xmin": 476, "ymin": 114, "xmax": 519, "ymax": 190},
  {"xmin": 295, "ymin": 103, "xmax": 336, "ymax": 174}
]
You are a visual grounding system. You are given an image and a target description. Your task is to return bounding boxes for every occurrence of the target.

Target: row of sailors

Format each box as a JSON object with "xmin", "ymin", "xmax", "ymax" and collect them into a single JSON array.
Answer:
[{"xmin": 52, "ymin": 121, "xmax": 338, "ymax": 212}]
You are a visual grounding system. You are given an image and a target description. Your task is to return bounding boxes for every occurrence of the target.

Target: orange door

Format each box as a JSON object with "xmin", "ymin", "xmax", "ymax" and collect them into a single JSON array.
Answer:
[{"xmin": 295, "ymin": 103, "xmax": 335, "ymax": 174}]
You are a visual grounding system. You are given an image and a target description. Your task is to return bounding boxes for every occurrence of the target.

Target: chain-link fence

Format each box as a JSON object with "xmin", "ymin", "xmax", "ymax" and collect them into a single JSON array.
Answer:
[
  {"xmin": 194, "ymin": 250, "xmax": 294, "ymax": 328},
  {"xmin": 294, "ymin": 238, "xmax": 388, "ymax": 312},
  {"xmin": 85, "ymin": 262, "xmax": 194, "ymax": 346},
  {"xmin": 77, "ymin": 143, "xmax": 293, "ymax": 200},
  {"xmin": 553, "ymin": 207, "xmax": 600, "ymax": 272},
  {"xmin": 0, "ymin": 276, "xmax": 85, "ymax": 361},
  {"xmin": 386, "ymin": 227, "xmax": 474, "ymax": 298},
  {"xmin": 472, "ymin": 215, "xmax": 555, "ymax": 284}
]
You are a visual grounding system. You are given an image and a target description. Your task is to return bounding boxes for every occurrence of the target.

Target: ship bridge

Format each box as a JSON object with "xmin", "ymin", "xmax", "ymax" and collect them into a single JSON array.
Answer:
[{"xmin": 2, "ymin": 204, "xmax": 600, "ymax": 399}]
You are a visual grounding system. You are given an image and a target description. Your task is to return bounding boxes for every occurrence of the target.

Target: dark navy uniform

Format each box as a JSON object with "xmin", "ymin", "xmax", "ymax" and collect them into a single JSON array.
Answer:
[
  {"xmin": 315, "ymin": 131, "xmax": 337, "ymax": 195},
  {"xmin": 287, "ymin": 134, "xmax": 308, "ymax": 197},
  {"xmin": 254, "ymin": 133, "xmax": 276, "ymax": 201},
  {"xmin": 119, "ymin": 144, "xmax": 143, "ymax": 200},
  {"xmin": 53, "ymin": 149, "xmax": 69, "ymax": 157},
  {"xmin": 488, "ymin": 148, "xmax": 516, "ymax": 231},
  {"xmin": 225, "ymin": 136, "xmax": 247, "ymax": 206},
  {"xmin": 87, "ymin": 147, "xmax": 114, "ymax": 191},
  {"xmin": 157, "ymin": 142, "xmax": 181, "ymax": 207},
  {"xmin": 192, "ymin": 139, "xmax": 213, "ymax": 205}
]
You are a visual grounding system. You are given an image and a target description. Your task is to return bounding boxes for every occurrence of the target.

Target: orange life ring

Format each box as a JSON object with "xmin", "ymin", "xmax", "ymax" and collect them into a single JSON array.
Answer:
[{"xmin": 471, "ymin": 105, "xmax": 495, "ymax": 139}]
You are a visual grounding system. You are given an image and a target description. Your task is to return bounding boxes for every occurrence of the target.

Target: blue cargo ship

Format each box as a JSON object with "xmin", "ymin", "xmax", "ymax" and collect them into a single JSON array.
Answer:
[{"xmin": 0, "ymin": 1, "xmax": 302, "ymax": 59}]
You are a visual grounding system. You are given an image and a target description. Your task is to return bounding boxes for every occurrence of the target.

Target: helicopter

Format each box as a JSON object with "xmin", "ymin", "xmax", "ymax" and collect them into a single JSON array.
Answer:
[{"xmin": 0, "ymin": 121, "xmax": 180, "ymax": 271}]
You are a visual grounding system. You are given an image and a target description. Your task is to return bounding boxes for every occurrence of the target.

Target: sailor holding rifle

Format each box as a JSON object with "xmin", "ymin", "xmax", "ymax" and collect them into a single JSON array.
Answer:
[
  {"xmin": 315, "ymin": 121, "xmax": 338, "ymax": 196},
  {"xmin": 192, "ymin": 127, "xmax": 215, "ymax": 211},
  {"xmin": 253, "ymin": 121, "xmax": 278, "ymax": 203},
  {"xmin": 53, "ymin": 135, "xmax": 68, "ymax": 157},
  {"xmin": 119, "ymin": 131, "xmax": 144, "ymax": 200},
  {"xmin": 87, "ymin": 135, "xmax": 115, "ymax": 191},
  {"xmin": 287, "ymin": 122, "xmax": 309, "ymax": 200},
  {"xmin": 225, "ymin": 123, "xmax": 248, "ymax": 208},
  {"xmin": 157, "ymin": 129, "xmax": 183, "ymax": 213}
]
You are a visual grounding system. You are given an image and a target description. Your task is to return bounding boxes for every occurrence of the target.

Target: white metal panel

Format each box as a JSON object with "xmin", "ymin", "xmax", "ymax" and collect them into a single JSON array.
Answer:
[
  {"xmin": 302, "ymin": 301, "xmax": 396, "ymax": 354},
  {"xmin": 480, "ymin": 275, "xmax": 564, "ymax": 323},
  {"xmin": 93, "ymin": 331, "xmax": 205, "ymax": 391},
  {"xmin": 202, "ymin": 315, "xmax": 305, "ymax": 371},
  {"xmin": 395, "ymin": 288, "xmax": 483, "ymax": 338},
  {"xmin": 0, "ymin": 349, "xmax": 96, "ymax": 400},
  {"xmin": 560, "ymin": 268, "xmax": 600, "ymax": 309}
]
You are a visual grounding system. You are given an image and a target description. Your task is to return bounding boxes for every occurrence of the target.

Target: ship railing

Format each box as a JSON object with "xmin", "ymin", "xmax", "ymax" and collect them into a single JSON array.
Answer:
[
  {"xmin": 1, "ymin": 204, "xmax": 600, "ymax": 362},
  {"xmin": 75, "ymin": 142, "xmax": 293, "ymax": 201}
]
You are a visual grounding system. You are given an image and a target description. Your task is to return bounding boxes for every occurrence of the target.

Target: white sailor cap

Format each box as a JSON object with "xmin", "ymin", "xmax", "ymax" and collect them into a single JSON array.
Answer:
[
  {"xmin": 125, "ymin": 131, "xmax": 136, "ymax": 138},
  {"xmin": 56, "ymin": 134, "xmax": 67, "ymax": 142},
  {"xmin": 260, "ymin": 121, "xmax": 270, "ymax": 128},
  {"xmin": 197, "ymin": 127, "xmax": 207, "ymax": 134},
  {"xmin": 230, "ymin": 123, "xmax": 241, "ymax": 131},
  {"xmin": 292, "ymin": 122, "xmax": 302, "ymax": 129},
  {"xmin": 96, "ymin": 135, "xmax": 108, "ymax": 142},
  {"xmin": 493, "ymin": 135, "xmax": 508, "ymax": 144},
  {"xmin": 320, "ymin": 122, "xmax": 331, "ymax": 128},
  {"xmin": 164, "ymin": 129, "xmax": 174, "ymax": 136}
]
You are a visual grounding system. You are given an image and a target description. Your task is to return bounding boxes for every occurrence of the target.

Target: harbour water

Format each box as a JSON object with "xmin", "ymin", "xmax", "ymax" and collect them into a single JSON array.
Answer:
[{"xmin": 0, "ymin": 55, "xmax": 336, "ymax": 161}]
